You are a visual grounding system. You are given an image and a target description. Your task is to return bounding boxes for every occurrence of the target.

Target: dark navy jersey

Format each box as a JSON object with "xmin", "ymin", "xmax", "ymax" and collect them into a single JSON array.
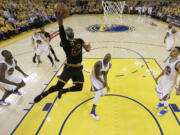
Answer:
[{"xmin": 59, "ymin": 25, "xmax": 84, "ymax": 64}]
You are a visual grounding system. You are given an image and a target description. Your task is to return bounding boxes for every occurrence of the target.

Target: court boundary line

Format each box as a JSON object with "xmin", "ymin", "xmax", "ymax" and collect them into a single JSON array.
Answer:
[
  {"xmin": 58, "ymin": 94, "xmax": 164, "ymax": 135},
  {"xmin": 169, "ymin": 105, "xmax": 180, "ymax": 126}
]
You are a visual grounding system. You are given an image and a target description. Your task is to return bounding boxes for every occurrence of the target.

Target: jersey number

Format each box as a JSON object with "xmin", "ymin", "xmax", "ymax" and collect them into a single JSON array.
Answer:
[{"xmin": 71, "ymin": 44, "xmax": 81, "ymax": 56}]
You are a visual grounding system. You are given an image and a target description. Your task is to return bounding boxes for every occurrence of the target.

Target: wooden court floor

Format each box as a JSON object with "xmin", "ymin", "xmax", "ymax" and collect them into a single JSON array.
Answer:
[{"xmin": 0, "ymin": 15, "xmax": 180, "ymax": 135}]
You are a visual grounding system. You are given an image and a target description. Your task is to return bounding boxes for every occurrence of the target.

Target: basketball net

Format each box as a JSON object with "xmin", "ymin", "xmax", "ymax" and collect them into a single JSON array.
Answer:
[{"xmin": 102, "ymin": 0, "xmax": 126, "ymax": 25}]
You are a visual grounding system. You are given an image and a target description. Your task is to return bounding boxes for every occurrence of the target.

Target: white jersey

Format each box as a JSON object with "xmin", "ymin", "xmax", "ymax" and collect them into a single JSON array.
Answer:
[
  {"xmin": 36, "ymin": 43, "xmax": 49, "ymax": 56},
  {"xmin": 166, "ymin": 28, "xmax": 176, "ymax": 51},
  {"xmin": 167, "ymin": 28, "xmax": 175, "ymax": 42},
  {"xmin": 163, "ymin": 58, "xmax": 180, "ymax": 81},
  {"xmin": 32, "ymin": 33, "xmax": 44, "ymax": 43},
  {"xmin": 0, "ymin": 58, "xmax": 16, "ymax": 78},
  {"xmin": 156, "ymin": 57, "xmax": 180, "ymax": 98},
  {"xmin": 0, "ymin": 59, "xmax": 23, "ymax": 91},
  {"xmin": 90, "ymin": 60, "xmax": 111, "ymax": 91}
]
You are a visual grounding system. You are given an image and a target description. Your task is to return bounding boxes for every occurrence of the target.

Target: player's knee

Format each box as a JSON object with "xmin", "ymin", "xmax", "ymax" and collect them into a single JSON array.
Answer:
[
  {"xmin": 21, "ymin": 81, "xmax": 26, "ymax": 87},
  {"xmin": 75, "ymin": 83, "xmax": 83, "ymax": 91},
  {"xmin": 93, "ymin": 94, "xmax": 101, "ymax": 105},
  {"xmin": 56, "ymin": 81, "xmax": 66, "ymax": 90},
  {"xmin": 5, "ymin": 90, "xmax": 13, "ymax": 95},
  {"xmin": 70, "ymin": 83, "xmax": 83, "ymax": 91}
]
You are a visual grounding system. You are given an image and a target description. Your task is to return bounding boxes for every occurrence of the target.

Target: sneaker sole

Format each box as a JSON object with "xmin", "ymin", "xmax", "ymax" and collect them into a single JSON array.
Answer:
[{"xmin": 90, "ymin": 114, "xmax": 100, "ymax": 120}]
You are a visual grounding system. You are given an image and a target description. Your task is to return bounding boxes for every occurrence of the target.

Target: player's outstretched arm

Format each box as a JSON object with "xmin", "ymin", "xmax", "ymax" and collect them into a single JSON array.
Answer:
[
  {"xmin": 155, "ymin": 69, "xmax": 165, "ymax": 83},
  {"xmin": 55, "ymin": 12, "xmax": 63, "ymax": 26},
  {"xmin": 103, "ymin": 63, "xmax": 111, "ymax": 91},
  {"xmin": 15, "ymin": 60, "xmax": 28, "ymax": 77},
  {"xmin": 55, "ymin": 12, "xmax": 67, "ymax": 44}
]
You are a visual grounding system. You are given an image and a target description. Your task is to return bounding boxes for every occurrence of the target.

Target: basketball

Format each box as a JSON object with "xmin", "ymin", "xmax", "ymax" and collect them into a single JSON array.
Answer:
[{"xmin": 54, "ymin": 2, "xmax": 69, "ymax": 19}]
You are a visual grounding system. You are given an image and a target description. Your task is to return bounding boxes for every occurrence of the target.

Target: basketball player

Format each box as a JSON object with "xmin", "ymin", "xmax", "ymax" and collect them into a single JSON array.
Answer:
[
  {"xmin": 164, "ymin": 23, "xmax": 177, "ymax": 56},
  {"xmin": 35, "ymin": 40, "xmax": 55, "ymax": 66},
  {"xmin": 155, "ymin": 46, "xmax": 180, "ymax": 116},
  {"xmin": 0, "ymin": 50, "xmax": 28, "ymax": 106},
  {"xmin": 90, "ymin": 54, "xmax": 111, "ymax": 120},
  {"xmin": 32, "ymin": 26, "xmax": 60, "ymax": 63},
  {"xmin": 32, "ymin": 29, "xmax": 55, "ymax": 66},
  {"xmin": 33, "ymin": 8, "xmax": 91, "ymax": 103}
]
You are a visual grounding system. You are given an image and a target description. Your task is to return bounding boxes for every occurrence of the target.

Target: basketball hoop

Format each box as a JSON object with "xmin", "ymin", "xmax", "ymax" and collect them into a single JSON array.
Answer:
[{"xmin": 102, "ymin": 0, "xmax": 126, "ymax": 24}]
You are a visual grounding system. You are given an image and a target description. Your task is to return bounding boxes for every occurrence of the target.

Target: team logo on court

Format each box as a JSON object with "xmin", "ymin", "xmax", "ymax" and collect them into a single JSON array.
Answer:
[{"xmin": 87, "ymin": 24, "xmax": 135, "ymax": 32}]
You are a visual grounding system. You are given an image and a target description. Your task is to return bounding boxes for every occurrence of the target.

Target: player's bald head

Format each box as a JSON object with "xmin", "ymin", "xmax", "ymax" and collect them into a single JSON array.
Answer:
[
  {"xmin": 105, "ymin": 53, "xmax": 111, "ymax": 58},
  {"xmin": 1, "ymin": 50, "xmax": 13, "ymax": 60},
  {"xmin": 104, "ymin": 53, "xmax": 111, "ymax": 63},
  {"xmin": 65, "ymin": 27, "xmax": 74, "ymax": 39}
]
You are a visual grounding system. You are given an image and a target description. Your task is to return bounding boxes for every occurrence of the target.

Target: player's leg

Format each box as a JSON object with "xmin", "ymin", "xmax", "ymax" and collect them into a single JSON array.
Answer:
[
  {"xmin": 36, "ymin": 48, "xmax": 42, "ymax": 65},
  {"xmin": 57, "ymin": 66, "xmax": 84, "ymax": 98},
  {"xmin": 90, "ymin": 79, "xmax": 104, "ymax": 120},
  {"xmin": 33, "ymin": 53, "xmax": 37, "ymax": 63},
  {"xmin": 0, "ymin": 84, "xmax": 13, "ymax": 106},
  {"xmin": 13, "ymin": 80, "xmax": 25, "ymax": 96},
  {"xmin": 47, "ymin": 55, "xmax": 55, "ymax": 66},
  {"xmin": 157, "ymin": 94, "xmax": 169, "ymax": 116},
  {"xmin": 36, "ymin": 55, "xmax": 42, "ymax": 65},
  {"xmin": 90, "ymin": 89, "xmax": 102, "ymax": 120},
  {"xmin": 49, "ymin": 45, "xmax": 59, "ymax": 62},
  {"xmin": 34, "ymin": 65, "xmax": 71, "ymax": 103},
  {"xmin": 156, "ymin": 83, "xmax": 169, "ymax": 116},
  {"xmin": 6, "ymin": 74, "xmax": 25, "ymax": 96},
  {"xmin": 0, "ymin": 90, "xmax": 12, "ymax": 106},
  {"xmin": 163, "ymin": 49, "xmax": 171, "ymax": 63},
  {"xmin": 164, "ymin": 41, "xmax": 173, "ymax": 62},
  {"xmin": 45, "ymin": 46, "xmax": 55, "ymax": 66},
  {"xmin": 155, "ymin": 90, "xmax": 164, "ymax": 109}
]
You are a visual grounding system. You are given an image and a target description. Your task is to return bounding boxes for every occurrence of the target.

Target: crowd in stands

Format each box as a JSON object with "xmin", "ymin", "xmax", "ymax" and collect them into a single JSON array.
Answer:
[
  {"xmin": 125, "ymin": 1, "xmax": 180, "ymax": 22},
  {"xmin": 0, "ymin": 0, "xmax": 180, "ymax": 41},
  {"xmin": 0, "ymin": 0, "xmax": 56, "ymax": 41}
]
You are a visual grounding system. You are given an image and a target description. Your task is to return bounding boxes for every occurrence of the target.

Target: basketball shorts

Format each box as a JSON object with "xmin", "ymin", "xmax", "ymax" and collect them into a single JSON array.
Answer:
[
  {"xmin": 57, "ymin": 65, "xmax": 84, "ymax": 84},
  {"xmin": 0, "ymin": 74, "xmax": 23, "ymax": 91},
  {"xmin": 156, "ymin": 78, "xmax": 175, "ymax": 100},
  {"xmin": 36, "ymin": 44, "xmax": 49, "ymax": 56},
  {"xmin": 90, "ymin": 75, "xmax": 104, "ymax": 91}
]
